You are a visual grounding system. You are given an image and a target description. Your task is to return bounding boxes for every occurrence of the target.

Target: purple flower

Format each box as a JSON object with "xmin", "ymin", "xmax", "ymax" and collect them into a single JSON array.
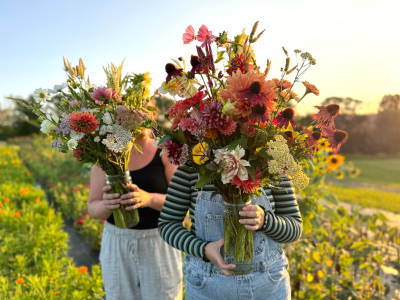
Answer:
[
  {"xmin": 54, "ymin": 115, "xmax": 71, "ymax": 136},
  {"xmin": 190, "ymin": 55, "xmax": 202, "ymax": 75},
  {"xmin": 201, "ymin": 102, "xmax": 228, "ymax": 129},
  {"xmin": 272, "ymin": 108, "xmax": 298, "ymax": 129}
]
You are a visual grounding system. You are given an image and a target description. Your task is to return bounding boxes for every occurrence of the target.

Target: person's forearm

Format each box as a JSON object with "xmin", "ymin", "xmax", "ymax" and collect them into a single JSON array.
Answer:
[
  {"xmin": 148, "ymin": 193, "xmax": 166, "ymax": 211},
  {"xmin": 88, "ymin": 199, "xmax": 113, "ymax": 220}
]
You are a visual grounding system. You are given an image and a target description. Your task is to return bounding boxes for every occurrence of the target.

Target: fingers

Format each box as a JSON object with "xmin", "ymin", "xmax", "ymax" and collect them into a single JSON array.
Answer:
[
  {"xmin": 239, "ymin": 210, "xmax": 257, "ymax": 218},
  {"xmin": 244, "ymin": 224, "xmax": 259, "ymax": 231},
  {"xmin": 103, "ymin": 185, "xmax": 112, "ymax": 193},
  {"xmin": 126, "ymin": 183, "xmax": 139, "ymax": 192},
  {"xmin": 239, "ymin": 218, "xmax": 259, "ymax": 225},
  {"xmin": 103, "ymin": 192, "xmax": 120, "ymax": 200},
  {"xmin": 125, "ymin": 203, "xmax": 141, "ymax": 210},
  {"xmin": 242, "ymin": 205, "xmax": 258, "ymax": 211}
]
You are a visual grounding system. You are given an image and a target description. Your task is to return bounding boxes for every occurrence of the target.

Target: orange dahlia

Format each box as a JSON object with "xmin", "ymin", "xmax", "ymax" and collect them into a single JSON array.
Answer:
[
  {"xmin": 303, "ymin": 81, "xmax": 320, "ymax": 96},
  {"xmin": 68, "ymin": 112, "xmax": 99, "ymax": 133}
]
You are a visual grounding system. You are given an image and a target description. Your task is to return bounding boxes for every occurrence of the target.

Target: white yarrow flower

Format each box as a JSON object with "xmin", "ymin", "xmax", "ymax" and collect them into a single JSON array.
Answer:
[
  {"xmin": 33, "ymin": 88, "xmax": 51, "ymax": 102},
  {"xmin": 48, "ymin": 82, "xmax": 68, "ymax": 94},
  {"xmin": 102, "ymin": 124, "xmax": 133, "ymax": 153},
  {"xmin": 213, "ymin": 146, "xmax": 250, "ymax": 184},
  {"xmin": 67, "ymin": 139, "xmax": 78, "ymax": 150}
]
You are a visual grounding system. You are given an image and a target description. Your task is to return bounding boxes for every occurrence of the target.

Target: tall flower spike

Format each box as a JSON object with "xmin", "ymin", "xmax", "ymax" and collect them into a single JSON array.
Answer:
[{"xmin": 264, "ymin": 59, "xmax": 271, "ymax": 77}]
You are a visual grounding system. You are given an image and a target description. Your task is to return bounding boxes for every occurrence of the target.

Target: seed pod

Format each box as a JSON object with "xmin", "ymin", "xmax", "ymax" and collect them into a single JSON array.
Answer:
[
  {"xmin": 243, "ymin": 36, "xmax": 249, "ymax": 54},
  {"xmin": 264, "ymin": 59, "xmax": 271, "ymax": 77},
  {"xmin": 63, "ymin": 56, "xmax": 69, "ymax": 71},
  {"xmin": 251, "ymin": 29, "xmax": 265, "ymax": 43},
  {"xmin": 249, "ymin": 21, "xmax": 259, "ymax": 42},
  {"xmin": 284, "ymin": 57, "xmax": 290, "ymax": 72},
  {"xmin": 286, "ymin": 64, "xmax": 298, "ymax": 75},
  {"xmin": 282, "ymin": 46, "xmax": 289, "ymax": 57}
]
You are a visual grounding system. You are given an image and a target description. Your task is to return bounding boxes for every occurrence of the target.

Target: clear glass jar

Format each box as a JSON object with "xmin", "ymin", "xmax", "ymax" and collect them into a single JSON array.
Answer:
[
  {"xmin": 223, "ymin": 199, "xmax": 254, "ymax": 275},
  {"xmin": 106, "ymin": 171, "xmax": 139, "ymax": 228}
]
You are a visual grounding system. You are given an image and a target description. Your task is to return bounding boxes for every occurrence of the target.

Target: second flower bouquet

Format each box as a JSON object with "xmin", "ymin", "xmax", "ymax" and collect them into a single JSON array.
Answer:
[{"xmin": 157, "ymin": 22, "xmax": 348, "ymax": 273}]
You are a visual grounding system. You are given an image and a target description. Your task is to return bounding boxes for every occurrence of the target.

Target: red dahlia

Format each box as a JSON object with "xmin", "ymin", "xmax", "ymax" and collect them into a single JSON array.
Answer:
[{"xmin": 68, "ymin": 112, "xmax": 100, "ymax": 133}]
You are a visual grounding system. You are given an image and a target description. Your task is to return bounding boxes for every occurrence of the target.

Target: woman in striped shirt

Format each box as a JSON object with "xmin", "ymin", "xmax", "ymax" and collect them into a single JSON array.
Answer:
[{"xmin": 159, "ymin": 166, "xmax": 302, "ymax": 300}]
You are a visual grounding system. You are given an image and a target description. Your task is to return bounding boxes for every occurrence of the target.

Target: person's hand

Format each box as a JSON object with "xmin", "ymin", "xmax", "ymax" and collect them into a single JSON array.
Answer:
[
  {"xmin": 102, "ymin": 185, "xmax": 121, "ymax": 211},
  {"xmin": 239, "ymin": 205, "xmax": 265, "ymax": 231},
  {"xmin": 204, "ymin": 238, "xmax": 236, "ymax": 276},
  {"xmin": 120, "ymin": 184, "xmax": 153, "ymax": 210}
]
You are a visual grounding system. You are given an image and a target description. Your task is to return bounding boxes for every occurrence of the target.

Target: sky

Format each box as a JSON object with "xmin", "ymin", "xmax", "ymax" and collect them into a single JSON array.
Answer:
[{"xmin": 0, "ymin": 0, "xmax": 399, "ymax": 116}]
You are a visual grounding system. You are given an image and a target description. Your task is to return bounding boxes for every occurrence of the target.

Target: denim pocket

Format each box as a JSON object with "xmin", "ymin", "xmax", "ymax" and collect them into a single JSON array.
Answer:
[
  {"xmin": 183, "ymin": 264, "xmax": 208, "ymax": 290},
  {"xmin": 204, "ymin": 214, "xmax": 223, "ymax": 242},
  {"xmin": 267, "ymin": 258, "xmax": 289, "ymax": 284}
]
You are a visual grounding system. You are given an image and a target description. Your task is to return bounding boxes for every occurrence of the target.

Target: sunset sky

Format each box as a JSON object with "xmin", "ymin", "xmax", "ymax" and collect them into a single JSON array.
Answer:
[{"xmin": 1, "ymin": 0, "xmax": 399, "ymax": 115}]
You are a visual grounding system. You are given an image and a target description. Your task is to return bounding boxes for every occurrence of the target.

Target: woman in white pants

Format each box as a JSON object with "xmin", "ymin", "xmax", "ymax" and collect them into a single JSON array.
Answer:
[{"xmin": 88, "ymin": 129, "xmax": 182, "ymax": 300}]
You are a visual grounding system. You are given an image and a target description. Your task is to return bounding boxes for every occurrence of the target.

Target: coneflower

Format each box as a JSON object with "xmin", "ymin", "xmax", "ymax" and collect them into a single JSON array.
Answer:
[
  {"xmin": 165, "ymin": 63, "xmax": 183, "ymax": 83},
  {"xmin": 322, "ymin": 127, "xmax": 348, "ymax": 151},
  {"xmin": 315, "ymin": 104, "xmax": 340, "ymax": 129},
  {"xmin": 273, "ymin": 108, "xmax": 298, "ymax": 129}
]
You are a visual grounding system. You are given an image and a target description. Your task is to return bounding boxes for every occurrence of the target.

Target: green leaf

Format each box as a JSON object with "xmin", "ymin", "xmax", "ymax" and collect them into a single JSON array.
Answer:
[
  {"xmin": 214, "ymin": 51, "xmax": 225, "ymax": 64},
  {"xmin": 377, "ymin": 212, "xmax": 389, "ymax": 222},
  {"xmin": 350, "ymin": 241, "xmax": 364, "ymax": 249},
  {"xmin": 177, "ymin": 126, "xmax": 187, "ymax": 144},
  {"xmin": 324, "ymin": 193, "xmax": 339, "ymax": 205},
  {"xmin": 248, "ymin": 155, "xmax": 258, "ymax": 161},
  {"xmin": 233, "ymin": 116, "xmax": 245, "ymax": 129},
  {"xmin": 194, "ymin": 171, "xmax": 215, "ymax": 188},
  {"xmin": 158, "ymin": 135, "xmax": 173, "ymax": 145},
  {"xmin": 226, "ymin": 137, "xmax": 248, "ymax": 150},
  {"xmin": 247, "ymin": 165, "xmax": 255, "ymax": 183},
  {"xmin": 134, "ymin": 144, "xmax": 143, "ymax": 153},
  {"xmin": 256, "ymin": 148, "xmax": 273, "ymax": 160},
  {"xmin": 68, "ymin": 86, "xmax": 82, "ymax": 101},
  {"xmin": 146, "ymin": 107, "xmax": 158, "ymax": 112}
]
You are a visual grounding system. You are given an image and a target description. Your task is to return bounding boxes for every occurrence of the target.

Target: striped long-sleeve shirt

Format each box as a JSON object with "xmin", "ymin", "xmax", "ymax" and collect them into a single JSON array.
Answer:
[{"xmin": 158, "ymin": 166, "xmax": 303, "ymax": 258}]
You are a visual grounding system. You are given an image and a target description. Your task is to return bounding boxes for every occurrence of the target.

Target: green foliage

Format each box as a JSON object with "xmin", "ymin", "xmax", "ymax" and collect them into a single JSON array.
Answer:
[{"xmin": 0, "ymin": 146, "xmax": 104, "ymax": 299}]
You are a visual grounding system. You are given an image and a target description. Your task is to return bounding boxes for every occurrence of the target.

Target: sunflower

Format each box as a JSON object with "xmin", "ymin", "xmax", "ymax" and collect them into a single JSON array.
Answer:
[{"xmin": 326, "ymin": 154, "xmax": 345, "ymax": 171}]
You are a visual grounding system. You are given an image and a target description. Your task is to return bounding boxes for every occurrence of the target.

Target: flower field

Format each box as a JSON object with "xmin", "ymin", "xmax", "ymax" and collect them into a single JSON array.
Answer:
[{"xmin": 0, "ymin": 145, "xmax": 104, "ymax": 299}]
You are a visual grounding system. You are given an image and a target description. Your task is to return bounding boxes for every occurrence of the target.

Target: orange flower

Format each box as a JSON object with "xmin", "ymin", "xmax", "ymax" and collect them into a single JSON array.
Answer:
[
  {"xmin": 272, "ymin": 78, "xmax": 292, "ymax": 90},
  {"xmin": 16, "ymin": 278, "xmax": 24, "ymax": 284},
  {"xmin": 34, "ymin": 199, "xmax": 40, "ymax": 203},
  {"xmin": 0, "ymin": 202, "xmax": 3, "ymax": 207},
  {"xmin": 0, "ymin": 210, "xmax": 4, "ymax": 214},
  {"xmin": 303, "ymin": 81, "xmax": 319, "ymax": 96},
  {"xmin": 78, "ymin": 266, "xmax": 88, "ymax": 274},
  {"xmin": 54, "ymin": 291, "xmax": 60, "ymax": 296},
  {"xmin": 48, "ymin": 211, "xmax": 53, "ymax": 215},
  {"xmin": 19, "ymin": 188, "xmax": 30, "ymax": 195},
  {"xmin": 204, "ymin": 128, "xmax": 218, "ymax": 139},
  {"xmin": 14, "ymin": 212, "xmax": 21, "ymax": 218},
  {"xmin": 280, "ymin": 90, "xmax": 299, "ymax": 102},
  {"xmin": 17, "ymin": 165, "xmax": 21, "ymax": 168},
  {"xmin": 48, "ymin": 277, "xmax": 53, "ymax": 281},
  {"xmin": 26, "ymin": 171, "xmax": 31, "ymax": 176},
  {"xmin": 4, "ymin": 198, "xmax": 10, "ymax": 203}
]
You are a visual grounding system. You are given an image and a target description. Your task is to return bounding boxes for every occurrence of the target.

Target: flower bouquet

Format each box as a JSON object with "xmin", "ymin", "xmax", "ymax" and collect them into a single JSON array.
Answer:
[
  {"xmin": 157, "ymin": 22, "xmax": 348, "ymax": 273},
  {"xmin": 9, "ymin": 58, "xmax": 159, "ymax": 228}
]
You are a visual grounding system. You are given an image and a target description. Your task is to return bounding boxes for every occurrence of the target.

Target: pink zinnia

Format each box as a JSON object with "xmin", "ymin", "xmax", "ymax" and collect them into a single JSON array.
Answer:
[
  {"xmin": 77, "ymin": 220, "xmax": 84, "ymax": 225},
  {"xmin": 315, "ymin": 104, "xmax": 340, "ymax": 129},
  {"xmin": 201, "ymin": 101, "xmax": 228, "ymax": 129},
  {"xmin": 197, "ymin": 25, "xmax": 216, "ymax": 47},
  {"xmin": 183, "ymin": 25, "xmax": 196, "ymax": 45},
  {"xmin": 231, "ymin": 168, "xmax": 262, "ymax": 193},
  {"xmin": 68, "ymin": 112, "xmax": 99, "ymax": 133},
  {"xmin": 218, "ymin": 118, "xmax": 237, "ymax": 136},
  {"xmin": 89, "ymin": 87, "xmax": 120, "ymax": 105},
  {"xmin": 273, "ymin": 108, "xmax": 298, "ymax": 129},
  {"xmin": 179, "ymin": 118, "xmax": 199, "ymax": 132},
  {"xmin": 322, "ymin": 127, "xmax": 348, "ymax": 151}
]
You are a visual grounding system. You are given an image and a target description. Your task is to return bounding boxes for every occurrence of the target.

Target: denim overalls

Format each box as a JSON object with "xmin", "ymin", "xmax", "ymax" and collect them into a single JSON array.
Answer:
[{"xmin": 183, "ymin": 189, "xmax": 290, "ymax": 300}]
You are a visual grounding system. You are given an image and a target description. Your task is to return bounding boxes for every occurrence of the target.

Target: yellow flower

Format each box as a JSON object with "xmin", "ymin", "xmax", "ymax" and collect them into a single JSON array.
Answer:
[
  {"xmin": 48, "ymin": 211, "xmax": 53, "ymax": 215},
  {"xmin": 317, "ymin": 270, "xmax": 324, "ymax": 278},
  {"xmin": 192, "ymin": 142, "xmax": 209, "ymax": 165},
  {"xmin": 318, "ymin": 139, "xmax": 330, "ymax": 150},
  {"xmin": 16, "ymin": 278, "xmax": 24, "ymax": 284},
  {"xmin": 326, "ymin": 260, "xmax": 333, "ymax": 267},
  {"xmin": 326, "ymin": 154, "xmax": 345, "ymax": 171},
  {"xmin": 159, "ymin": 81, "xmax": 180, "ymax": 97},
  {"xmin": 78, "ymin": 266, "xmax": 88, "ymax": 274},
  {"xmin": 178, "ymin": 73, "xmax": 200, "ymax": 98}
]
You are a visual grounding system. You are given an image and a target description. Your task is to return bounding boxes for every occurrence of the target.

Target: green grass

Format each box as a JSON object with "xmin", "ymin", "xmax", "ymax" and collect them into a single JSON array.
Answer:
[
  {"xmin": 329, "ymin": 185, "xmax": 400, "ymax": 214},
  {"xmin": 341, "ymin": 157, "xmax": 400, "ymax": 187}
]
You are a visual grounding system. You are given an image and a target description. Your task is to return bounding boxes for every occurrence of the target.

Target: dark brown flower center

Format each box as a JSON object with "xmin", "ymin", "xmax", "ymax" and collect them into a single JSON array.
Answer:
[
  {"xmin": 190, "ymin": 56, "xmax": 200, "ymax": 67},
  {"xmin": 249, "ymin": 81, "xmax": 261, "ymax": 95},
  {"xmin": 165, "ymin": 63, "xmax": 176, "ymax": 74},
  {"xmin": 311, "ymin": 131, "xmax": 322, "ymax": 140},
  {"xmin": 284, "ymin": 131, "xmax": 293, "ymax": 139},
  {"xmin": 282, "ymin": 108, "xmax": 295, "ymax": 120},
  {"xmin": 333, "ymin": 130, "xmax": 348, "ymax": 144},
  {"xmin": 327, "ymin": 104, "xmax": 340, "ymax": 117},
  {"xmin": 206, "ymin": 34, "xmax": 210, "ymax": 39},
  {"xmin": 331, "ymin": 158, "xmax": 338, "ymax": 164},
  {"xmin": 253, "ymin": 104, "xmax": 267, "ymax": 115}
]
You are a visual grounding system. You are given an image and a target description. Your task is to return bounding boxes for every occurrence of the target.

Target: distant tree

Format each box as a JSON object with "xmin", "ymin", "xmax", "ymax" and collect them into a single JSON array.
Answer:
[
  {"xmin": 321, "ymin": 97, "xmax": 363, "ymax": 115},
  {"xmin": 378, "ymin": 94, "xmax": 400, "ymax": 112}
]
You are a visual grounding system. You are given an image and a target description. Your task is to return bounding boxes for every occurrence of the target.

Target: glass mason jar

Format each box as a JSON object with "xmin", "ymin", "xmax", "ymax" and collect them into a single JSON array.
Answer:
[
  {"xmin": 105, "ymin": 171, "xmax": 139, "ymax": 228},
  {"xmin": 223, "ymin": 199, "xmax": 254, "ymax": 275}
]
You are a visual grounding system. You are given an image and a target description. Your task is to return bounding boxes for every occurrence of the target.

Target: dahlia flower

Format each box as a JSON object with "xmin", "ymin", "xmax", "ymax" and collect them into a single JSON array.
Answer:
[
  {"xmin": 213, "ymin": 146, "xmax": 249, "ymax": 184},
  {"xmin": 234, "ymin": 100, "xmax": 251, "ymax": 119},
  {"xmin": 273, "ymin": 108, "xmax": 298, "ymax": 129},
  {"xmin": 68, "ymin": 112, "xmax": 99, "ymax": 133},
  {"xmin": 315, "ymin": 104, "xmax": 340, "ymax": 129},
  {"xmin": 165, "ymin": 63, "xmax": 183, "ymax": 84},
  {"xmin": 179, "ymin": 118, "xmax": 199, "ymax": 132},
  {"xmin": 33, "ymin": 88, "xmax": 51, "ymax": 102},
  {"xmin": 303, "ymin": 81, "xmax": 320, "ymax": 96},
  {"xmin": 197, "ymin": 25, "xmax": 216, "ymax": 47},
  {"xmin": 240, "ymin": 119, "xmax": 256, "ymax": 136},
  {"xmin": 183, "ymin": 25, "xmax": 196, "ymax": 45},
  {"xmin": 160, "ymin": 140, "xmax": 183, "ymax": 165},
  {"xmin": 218, "ymin": 118, "xmax": 237, "ymax": 136},
  {"xmin": 322, "ymin": 127, "xmax": 348, "ymax": 151},
  {"xmin": 231, "ymin": 168, "xmax": 262, "ymax": 193},
  {"xmin": 89, "ymin": 87, "xmax": 120, "ymax": 105},
  {"xmin": 201, "ymin": 101, "xmax": 228, "ymax": 129},
  {"xmin": 226, "ymin": 53, "xmax": 254, "ymax": 76}
]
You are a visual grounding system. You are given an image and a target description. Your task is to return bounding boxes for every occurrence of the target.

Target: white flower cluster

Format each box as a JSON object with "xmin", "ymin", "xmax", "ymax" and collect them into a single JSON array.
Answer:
[
  {"xmin": 101, "ymin": 124, "xmax": 133, "ymax": 153},
  {"xmin": 267, "ymin": 135, "xmax": 309, "ymax": 190}
]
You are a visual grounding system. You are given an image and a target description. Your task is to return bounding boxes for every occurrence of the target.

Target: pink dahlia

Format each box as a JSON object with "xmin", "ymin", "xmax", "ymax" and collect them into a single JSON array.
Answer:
[
  {"xmin": 231, "ymin": 168, "xmax": 262, "ymax": 193},
  {"xmin": 201, "ymin": 101, "xmax": 228, "ymax": 129},
  {"xmin": 183, "ymin": 25, "xmax": 196, "ymax": 44},
  {"xmin": 273, "ymin": 108, "xmax": 298, "ymax": 129},
  {"xmin": 315, "ymin": 104, "xmax": 340, "ymax": 129},
  {"xmin": 179, "ymin": 118, "xmax": 199, "ymax": 132},
  {"xmin": 160, "ymin": 140, "xmax": 183, "ymax": 165},
  {"xmin": 226, "ymin": 53, "xmax": 254, "ymax": 76},
  {"xmin": 68, "ymin": 112, "xmax": 99, "ymax": 133},
  {"xmin": 240, "ymin": 119, "xmax": 256, "ymax": 136},
  {"xmin": 89, "ymin": 87, "xmax": 120, "ymax": 105},
  {"xmin": 171, "ymin": 110, "xmax": 187, "ymax": 131},
  {"xmin": 197, "ymin": 25, "xmax": 216, "ymax": 47},
  {"xmin": 218, "ymin": 118, "xmax": 237, "ymax": 136},
  {"xmin": 322, "ymin": 127, "xmax": 348, "ymax": 152}
]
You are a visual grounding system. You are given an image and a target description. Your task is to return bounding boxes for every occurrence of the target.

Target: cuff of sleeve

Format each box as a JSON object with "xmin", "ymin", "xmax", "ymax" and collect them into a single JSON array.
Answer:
[
  {"xmin": 256, "ymin": 205, "xmax": 267, "ymax": 232},
  {"xmin": 260, "ymin": 210, "xmax": 272, "ymax": 232},
  {"xmin": 201, "ymin": 242, "xmax": 211, "ymax": 262}
]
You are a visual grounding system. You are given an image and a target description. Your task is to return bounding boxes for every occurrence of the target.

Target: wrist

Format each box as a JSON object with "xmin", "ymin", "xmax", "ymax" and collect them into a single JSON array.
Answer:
[{"xmin": 202, "ymin": 242, "xmax": 211, "ymax": 262}]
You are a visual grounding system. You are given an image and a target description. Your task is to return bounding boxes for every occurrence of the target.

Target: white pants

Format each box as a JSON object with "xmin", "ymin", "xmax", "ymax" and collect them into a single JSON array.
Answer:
[{"xmin": 100, "ymin": 221, "xmax": 183, "ymax": 300}]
